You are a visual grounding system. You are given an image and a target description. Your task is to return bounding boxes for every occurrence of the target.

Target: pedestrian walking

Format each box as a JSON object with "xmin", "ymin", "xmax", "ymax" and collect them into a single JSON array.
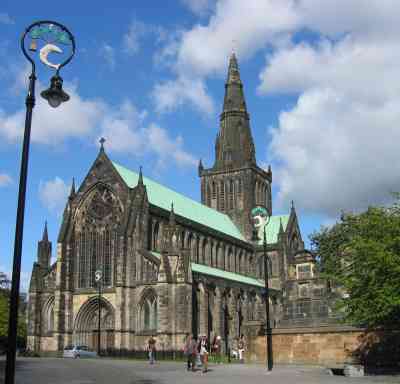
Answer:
[
  {"xmin": 147, "ymin": 335, "xmax": 156, "ymax": 364},
  {"xmin": 183, "ymin": 333, "xmax": 192, "ymax": 371},
  {"xmin": 213, "ymin": 335, "xmax": 222, "ymax": 364},
  {"xmin": 238, "ymin": 334, "xmax": 246, "ymax": 363},
  {"xmin": 199, "ymin": 336, "xmax": 209, "ymax": 373},
  {"xmin": 190, "ymin": 336, "xmax": 198, "ymax": 371}
]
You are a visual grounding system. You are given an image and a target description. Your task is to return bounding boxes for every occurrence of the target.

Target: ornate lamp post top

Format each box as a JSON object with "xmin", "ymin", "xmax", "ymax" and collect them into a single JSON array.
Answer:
[{"xmin": 21, "ymin": 21, "xmax": 75, "ymax": 108}]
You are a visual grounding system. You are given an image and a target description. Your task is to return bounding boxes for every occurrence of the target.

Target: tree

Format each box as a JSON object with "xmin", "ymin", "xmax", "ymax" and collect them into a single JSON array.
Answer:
[
  {"xmin": 0, "ymin": 272, "xmax": 28, "ymax": 349},
  {"xmin": 310, "ymin": 196, "xmax": 400, "ymax": 328}
]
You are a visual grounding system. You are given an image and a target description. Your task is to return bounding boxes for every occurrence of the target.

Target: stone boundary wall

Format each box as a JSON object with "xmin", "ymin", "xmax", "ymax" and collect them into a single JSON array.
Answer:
[{"xmin": 246, "ymin": 326, "xmax": 366, "ymax": 366}]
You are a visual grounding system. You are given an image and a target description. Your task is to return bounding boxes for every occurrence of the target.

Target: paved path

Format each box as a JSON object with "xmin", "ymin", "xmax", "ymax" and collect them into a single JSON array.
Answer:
[{"xmin": 1, "ymin": 357, "xmax": 400, "ymax": 384}]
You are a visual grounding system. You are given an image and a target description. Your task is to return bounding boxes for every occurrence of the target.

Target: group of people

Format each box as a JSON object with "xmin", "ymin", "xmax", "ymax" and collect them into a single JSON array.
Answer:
[
  {"xmin": 146, "ymin": 333, "xmax": 246, "ymax": 370},
  {"xmin": 183, "ymin": 334, "xmax": 223, "ymax": 373}
]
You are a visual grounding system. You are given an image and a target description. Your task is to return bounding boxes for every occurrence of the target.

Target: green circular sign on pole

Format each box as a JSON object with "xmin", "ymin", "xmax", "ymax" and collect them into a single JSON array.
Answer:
[{"xmin": 251, "ymin": 206, "xmax": 269, "ymax": 229}]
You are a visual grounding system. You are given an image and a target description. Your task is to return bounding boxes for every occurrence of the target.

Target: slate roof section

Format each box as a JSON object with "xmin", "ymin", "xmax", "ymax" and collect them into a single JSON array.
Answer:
[{"xmin": 112, "ymin": 161, "xmax": 246, "ymax": 241}]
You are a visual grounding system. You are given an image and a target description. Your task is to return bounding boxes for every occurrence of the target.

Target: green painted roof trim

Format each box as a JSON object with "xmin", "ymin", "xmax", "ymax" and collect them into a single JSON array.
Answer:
[
  {"xmin": 112, "ymin": 161, "xmax": 245, "ymax": 241},
  {"xmin": 257, "ymin": 215, "xmax": 289, "ymax": 245},
  {"xmin": 192, "ymin": 263, "xmax": 265, "ymax": 288}
]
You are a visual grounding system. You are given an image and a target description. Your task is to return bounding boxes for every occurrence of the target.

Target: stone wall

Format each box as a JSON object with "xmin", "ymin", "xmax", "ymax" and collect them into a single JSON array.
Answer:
[{"xmin": 246, "ymin": 326, "xmax": 365, "ymax": 366}]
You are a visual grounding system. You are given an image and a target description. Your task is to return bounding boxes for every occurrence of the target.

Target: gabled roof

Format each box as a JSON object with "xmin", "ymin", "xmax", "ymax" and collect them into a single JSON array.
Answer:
[
  {"xmin": 112, "ymin": 161, "xmax": 245, "ymax": 242},
  {"xmin": 257, "ymin": 215, "xmax": 289, "ymax": 245}
]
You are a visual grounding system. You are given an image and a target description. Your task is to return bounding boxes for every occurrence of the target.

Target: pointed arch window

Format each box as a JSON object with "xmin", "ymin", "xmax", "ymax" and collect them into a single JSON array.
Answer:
[
  {"xmin": 153, "ymin": 222, "xmax": 159, "ymax": 251},
  {"xmin": 206, "ymin": 184, "xmax": 211, "ymax": 206},
  {"xmin": 139, "ymin": 294, "xmax": 158, "ymax": 332}
]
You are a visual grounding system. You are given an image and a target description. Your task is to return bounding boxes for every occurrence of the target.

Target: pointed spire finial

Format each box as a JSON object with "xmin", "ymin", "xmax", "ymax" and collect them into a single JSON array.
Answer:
[
  {"xmin": 69, "ymin": 177, "xmax": 76, "ymax": 198},
  {"xmin": 198, "ymin": 159, "xmax": 204, "ymax": 176},
  {"xmin": 99, "ymin": 137, "xmax": 106, "ymax": 152},
  {"xmin": 42, "ymin": 221, "xmax": 48, "ymax": 242},
  {"xmin": 291, "ymin": 200, "xmax": 295, "ymax": 210},
  {"xmin": 169, "ymin": 201, "xmax": 175, "ymax": 225},
  {"xmin": 279, "ymin": 217, "xmax": 284, "ymax": 233},
  {"xmin": 138, "ymin": 166, "xmax": 143, "ymax": 186}
]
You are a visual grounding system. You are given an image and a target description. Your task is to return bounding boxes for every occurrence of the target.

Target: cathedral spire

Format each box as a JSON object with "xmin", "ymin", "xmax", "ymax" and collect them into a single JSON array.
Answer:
[
  {"xmin": 214, "ymin": 53, "xmax": 256, "ymax": 168},
  {"xmin": 42, "ymin": 221, "xmax": 49, "ymax": 242}
]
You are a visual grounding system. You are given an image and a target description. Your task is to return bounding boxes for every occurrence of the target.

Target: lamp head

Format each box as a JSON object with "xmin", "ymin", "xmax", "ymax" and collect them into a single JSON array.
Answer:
[{"xmin": 41, "ymin": 75, "xmax": 69, "ymax": 108}]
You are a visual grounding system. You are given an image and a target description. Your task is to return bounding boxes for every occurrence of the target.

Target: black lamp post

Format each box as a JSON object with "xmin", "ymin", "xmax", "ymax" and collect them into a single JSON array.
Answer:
[
  {"xmin": 251, "ymin": 206, "xmax": 273, "ymax": 371},
  {"xmin": 5, "ymin": 21, "xmax": 75, "ymax": 384},
  {"xmin": 95, "ymin": 269, "xmax": 103, "ymax": 356}
]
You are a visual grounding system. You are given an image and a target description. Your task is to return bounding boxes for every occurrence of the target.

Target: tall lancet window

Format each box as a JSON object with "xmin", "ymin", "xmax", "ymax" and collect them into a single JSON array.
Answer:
[{"xmin": 75, "ymin": 184, "xmax": 122, "ymax": 289}]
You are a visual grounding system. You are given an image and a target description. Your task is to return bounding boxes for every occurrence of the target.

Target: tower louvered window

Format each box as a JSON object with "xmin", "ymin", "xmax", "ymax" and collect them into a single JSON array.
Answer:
[
  {"xmin": 220, "ymin": 181, "xmax": 225, "ymax": 211},
  {"xmin": 229, "ymin": 180, "xmax": 234, "ymax": 209},
  {"xmin": 238, "ymin": 179, "xmax": 242, "ymax": 196},
  {"xmin": 206, "ymin": 184, "xmax": 211, "ymax": 206},
  {"xmin": 212, "ymin": 182, "xmax": 216, "ymax": 199}
]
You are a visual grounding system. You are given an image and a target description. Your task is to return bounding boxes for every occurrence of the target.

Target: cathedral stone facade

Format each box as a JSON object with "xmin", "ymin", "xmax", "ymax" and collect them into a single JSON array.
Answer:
[{"xmin": 27, "ymin": 54, "xmax": 336, "ymax": 355}]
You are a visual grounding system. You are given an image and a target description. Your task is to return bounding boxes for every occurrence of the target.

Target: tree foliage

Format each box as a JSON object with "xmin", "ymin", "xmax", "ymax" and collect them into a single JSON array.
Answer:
[
  {"xmin": 310, "ymin": 196, "xmax": 400, "ymax": 328},
  {"xmin": 0, "ymin": 272, "xmax": 27, "ymax": 349}
]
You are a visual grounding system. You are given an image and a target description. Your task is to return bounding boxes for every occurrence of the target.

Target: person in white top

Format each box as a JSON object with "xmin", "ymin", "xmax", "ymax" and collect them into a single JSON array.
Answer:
[{"xmin": 199, "ymin": 336, "xmax": 209, "ymax": 373}]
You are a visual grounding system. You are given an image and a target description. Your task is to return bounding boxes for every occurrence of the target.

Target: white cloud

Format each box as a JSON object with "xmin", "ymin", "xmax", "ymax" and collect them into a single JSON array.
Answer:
[
  {"xmin": 146, "ymin": 123, "xmax": 197, "ymax": 169},
  {"xmin": 152, "ymin": 0, "xmax": 299, "ymax": 114},
  {"xmin": 255, "ymin": 2, "xmax": 400, "ymax": 216},
  {"xmin": 99, "ymin": 42, "xmax": 116, "ymax": 71},
  {"xmin": 181, "ymin": 0, "xmax": 214, "ymax": 16},
  {"xmin": 0, "ymin": 173, "xmax": 12, "ymax": 187},
  {"xmin": 98, "ymin": 101, "xmax": 196, "ymax": 168},
  {"xmin": 0, "ymin": 79, "xmax": 105, "ymax": 145},
  {"xmin": 39, "ymin": 177, "xmax": 70, "ymax": 214},
  {"xmin": 152, "ymin": 75, "xmax": 214, "ymax": 115},
  {"xmin": 0, "ymin": 13, "xmax": 14, "ymax": 25},
  {"xmin": 123, "ymin": 20, "xmax": 147, "ymax": 56}
]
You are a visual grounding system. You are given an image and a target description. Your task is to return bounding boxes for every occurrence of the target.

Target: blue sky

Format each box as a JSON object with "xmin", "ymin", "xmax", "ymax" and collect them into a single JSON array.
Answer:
[{"xmin": 1, "ymin": 0, "xmax": 400, "ymax": 291}]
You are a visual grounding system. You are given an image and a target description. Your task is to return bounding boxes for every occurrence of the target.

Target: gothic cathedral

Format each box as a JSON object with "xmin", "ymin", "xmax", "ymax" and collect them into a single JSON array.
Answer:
[{"xmin": 27, "ymin": 53, "xmax": 334, "ymax": 355}]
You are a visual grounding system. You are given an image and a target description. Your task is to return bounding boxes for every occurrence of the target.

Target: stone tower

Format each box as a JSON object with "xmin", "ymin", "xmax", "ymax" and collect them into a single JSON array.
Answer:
[{"xmin": 199, "ymin": 53, "xmax": 272, "ymax": 239}]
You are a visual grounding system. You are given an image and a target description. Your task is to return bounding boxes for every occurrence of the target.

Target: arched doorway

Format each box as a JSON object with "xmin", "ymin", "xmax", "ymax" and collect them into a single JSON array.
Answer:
[{"xmin": 73, "ymin": 297, "xmax": 115, "ymax": 352}]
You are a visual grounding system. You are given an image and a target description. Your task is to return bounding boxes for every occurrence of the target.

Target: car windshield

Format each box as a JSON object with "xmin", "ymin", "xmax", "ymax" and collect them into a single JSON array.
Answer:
[{"xmin": 64, "ymin": 346, "xmax": 74, "ymax": 350}]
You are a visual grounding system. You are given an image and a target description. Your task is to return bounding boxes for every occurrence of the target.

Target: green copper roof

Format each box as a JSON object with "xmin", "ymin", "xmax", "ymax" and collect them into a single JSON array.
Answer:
[
  {"xmin": 151, "ymin": 251, "xmax": 263, "ymax": 288},
  {"xmin": 112, "ymin": 161, "xmax": 245, "ymax": 241},
  {"xmin": 192, "ymin": 263, "xmax": 264, "ymax": 288},
  {"xmin": 257, "ymin": 215, "xmax": 289, "ymax": 245}
]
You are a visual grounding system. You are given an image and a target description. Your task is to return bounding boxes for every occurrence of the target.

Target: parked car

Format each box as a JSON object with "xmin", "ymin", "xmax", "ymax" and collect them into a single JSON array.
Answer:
[{"xmin": 63, "ymin": 345, "xmax": 97, "ymax": 358}]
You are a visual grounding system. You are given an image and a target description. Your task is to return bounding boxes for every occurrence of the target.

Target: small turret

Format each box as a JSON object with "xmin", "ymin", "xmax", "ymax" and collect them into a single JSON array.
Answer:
[
  {"xmin": 198, "ymin": 159, "xmax": 204, "ymax": 176},
  {"xmin": 169, "ymin": 202, "xmax": 176, "ymax": 226},
  {"xmin": 37, "ymin": 221, "xmax": 52, "ymax": 268},
  {"xmin": 69, "ymin": 177, "xmax": 76, "ymax": 200},
  {"xmin": 138, "ymin": 166, "xmax": 144, "ymax": 186}
]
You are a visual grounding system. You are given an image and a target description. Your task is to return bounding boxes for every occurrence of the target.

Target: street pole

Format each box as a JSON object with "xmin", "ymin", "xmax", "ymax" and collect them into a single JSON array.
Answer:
[
  {"xmin": 5, "ymin": 70, "xmax": 36, "ymax": 384},
  {"xmin": 95, "ymin": 269, "xmax": 103, "ymax": 355},
  {"xmin": 5, "ymin": 21, "xmax": 75, "ymax": 384},
  {"xmin": 263, "ymin": 227, "xmax": 273, "ymax": 371},
  {"xmin": 98, "ymin": 280, "xmax": 101, "ymax": 355}
]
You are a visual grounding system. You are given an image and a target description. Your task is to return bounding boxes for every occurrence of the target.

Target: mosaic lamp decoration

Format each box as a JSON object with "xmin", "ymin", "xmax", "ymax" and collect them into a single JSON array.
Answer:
[{"xmin": 22, "ymin": 21, "xmax": 75, "ymax": 107}]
